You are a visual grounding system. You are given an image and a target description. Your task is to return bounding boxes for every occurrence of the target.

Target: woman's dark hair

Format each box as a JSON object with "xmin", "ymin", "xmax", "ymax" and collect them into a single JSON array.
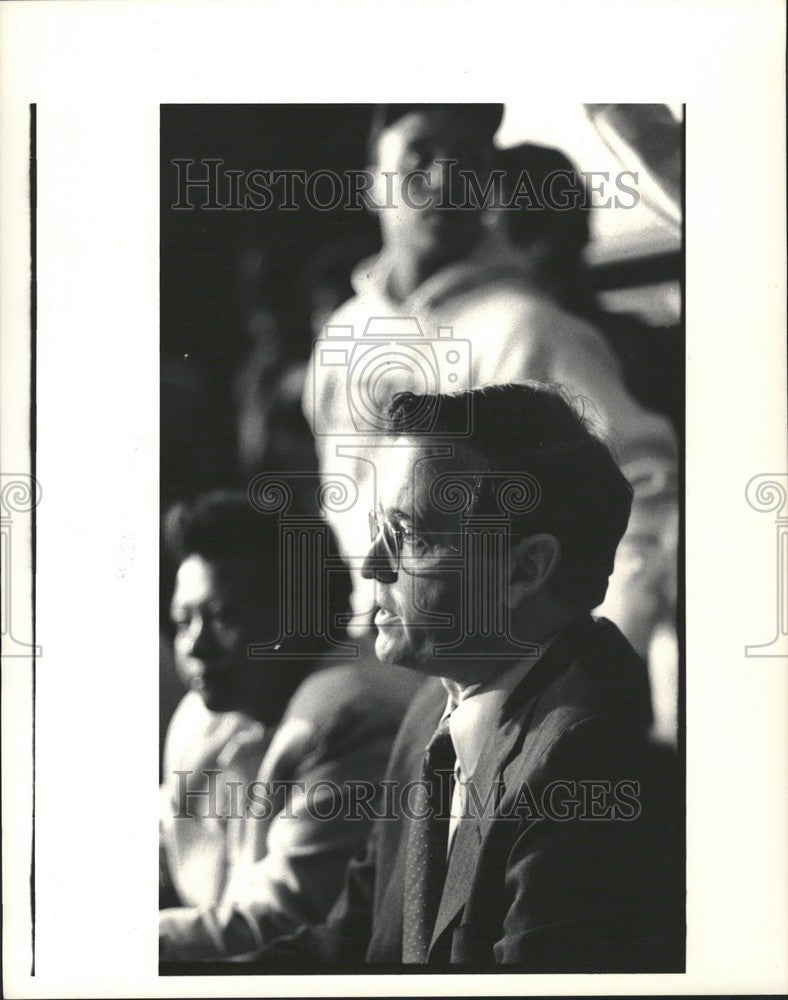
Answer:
[{"xmin": 163, "ymin": 490, "xmax": 278, "ymax": 590}]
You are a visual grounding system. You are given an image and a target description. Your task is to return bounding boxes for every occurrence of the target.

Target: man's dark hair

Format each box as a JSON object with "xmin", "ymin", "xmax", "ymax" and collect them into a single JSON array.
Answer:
[
  {"xmin": 386, "ymin": 383, "xmax": 633, "ymax": 610},
  {"xmin": 163, "ymin": 490, "xmax": 278, "ymax": 593},
  {"xmin": 367, "ymin": 103, "xmax": 504, "ymax": 163}
]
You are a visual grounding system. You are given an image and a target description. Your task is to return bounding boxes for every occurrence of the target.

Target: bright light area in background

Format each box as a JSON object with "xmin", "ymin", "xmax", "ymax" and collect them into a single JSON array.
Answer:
[{"xmin": 497, "ymin": 103, "xmax": 682, "ymax": 262}]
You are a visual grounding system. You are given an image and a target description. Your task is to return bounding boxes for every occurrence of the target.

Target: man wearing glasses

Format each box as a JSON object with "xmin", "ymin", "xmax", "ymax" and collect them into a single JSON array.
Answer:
[
  {"xmin": 304, "ymin": 103, "xmax": 678, "ymax": 703},
  {"xmin": 249, "ymin": 382, "xmax": 681, "ymax": 970}
]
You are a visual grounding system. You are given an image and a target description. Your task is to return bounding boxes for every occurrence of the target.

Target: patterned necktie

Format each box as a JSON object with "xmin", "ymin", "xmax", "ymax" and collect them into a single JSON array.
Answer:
[{"xmin": 402, "ymin": 716, "xmax": 456, "ymax": 963}]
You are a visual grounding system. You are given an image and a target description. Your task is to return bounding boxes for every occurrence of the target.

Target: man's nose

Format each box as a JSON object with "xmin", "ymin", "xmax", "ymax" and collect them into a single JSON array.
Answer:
[{"xmin": 361, "ymin": 533, "xmax": 398, "ymax": 584}]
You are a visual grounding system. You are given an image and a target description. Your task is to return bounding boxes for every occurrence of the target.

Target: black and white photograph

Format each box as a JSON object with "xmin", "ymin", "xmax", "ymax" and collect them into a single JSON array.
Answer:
[
  {"xmin": 0, "ymin": 2, "xmax": 786, "ymax": 997},
  {"xmin": 158, "ymin": 102, "xmax": 685, "ymax": 972}
]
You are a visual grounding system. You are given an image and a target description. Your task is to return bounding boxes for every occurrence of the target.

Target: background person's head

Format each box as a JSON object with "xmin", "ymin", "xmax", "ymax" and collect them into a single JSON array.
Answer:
[
  {"xmin": 362, "ymin": 383, "xmax": 633, "ymax": 682},
  {"xmin": 495, "ymin": 143, "xmax": 592, "ymax": 311},
  {"xmin": 165, "ymin": 491, "xmax": 305, "ymax": 722},
  {"xmin": 366, "ymin": 103, "xmax": 503, "ymax": 279}
]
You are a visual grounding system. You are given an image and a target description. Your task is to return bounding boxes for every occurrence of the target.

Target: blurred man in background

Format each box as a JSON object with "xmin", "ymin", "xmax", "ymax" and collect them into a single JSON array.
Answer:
[{"xmin": 159, "ymin": 491, "xmax": 422, "ymax": 960}]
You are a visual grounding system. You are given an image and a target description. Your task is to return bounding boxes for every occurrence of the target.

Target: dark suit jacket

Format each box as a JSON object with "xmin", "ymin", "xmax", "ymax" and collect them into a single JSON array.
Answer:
[{"xmin": 256, "ymin": 616, "xmax": 683, "ymax": 970}]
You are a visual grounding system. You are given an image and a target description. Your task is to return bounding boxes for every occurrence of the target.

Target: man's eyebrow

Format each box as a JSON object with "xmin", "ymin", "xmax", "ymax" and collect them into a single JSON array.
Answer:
[{"xmin": 386, "ymin": 506, "xmax": 413, "ymax": 524}]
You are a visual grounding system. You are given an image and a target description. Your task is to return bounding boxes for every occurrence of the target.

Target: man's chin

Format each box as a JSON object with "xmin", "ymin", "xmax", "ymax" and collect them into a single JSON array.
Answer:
[
  {"xmin": 412, "ymin": 217, "xmax": 479, "ymax": 254},
  {"xmin": 374, "ymin": 628, "xmax": 403, "ymax": 662},
  {"xmin": 374, "ymin": 630, "xmax": 421, "ymax": 670},
  {"xmin": 373, "ymin": 630, "xmax": 392, "ymax": 661}
]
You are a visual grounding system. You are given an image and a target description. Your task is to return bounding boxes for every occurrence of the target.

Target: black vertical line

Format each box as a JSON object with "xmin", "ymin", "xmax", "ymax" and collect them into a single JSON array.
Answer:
[
  {"xmin": 678, "ymin": 102, "xmax": 687, "ymax": 969},
  {"xmin": 29, "ymin": 101, "xmax": 37, "ymax": 978}
]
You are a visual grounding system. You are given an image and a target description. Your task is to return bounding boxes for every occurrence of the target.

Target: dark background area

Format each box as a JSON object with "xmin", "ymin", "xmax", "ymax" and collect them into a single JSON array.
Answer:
[
  {"xmin": 159, "ymin": 106, "xmax": 383, "ymax": 744},
  {"xmin": 160, "ymin": 104, "xmax": 381, "ymax": 503}
]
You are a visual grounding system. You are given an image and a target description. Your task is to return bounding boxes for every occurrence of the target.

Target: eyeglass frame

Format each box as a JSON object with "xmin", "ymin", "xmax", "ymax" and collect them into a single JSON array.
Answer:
[{"xmin": 368, "ymin": 505, "xmax": 462, "ymax": 573}]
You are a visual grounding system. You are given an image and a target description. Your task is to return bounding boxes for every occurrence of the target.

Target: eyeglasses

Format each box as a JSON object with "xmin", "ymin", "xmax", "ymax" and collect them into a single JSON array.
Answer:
[
  {"xmin": 368, "ymin": 508, "xmax": 404, "ymax": 572},
  {"xmin": 368, "ymin": 507, "xmax": 460, "ymax": 574}
]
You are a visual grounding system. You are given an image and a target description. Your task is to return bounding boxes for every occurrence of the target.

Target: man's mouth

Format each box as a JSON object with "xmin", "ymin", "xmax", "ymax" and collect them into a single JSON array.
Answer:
[{"xmin": 374, "ymin": 607, "xmax": 400, "ymax": 626}]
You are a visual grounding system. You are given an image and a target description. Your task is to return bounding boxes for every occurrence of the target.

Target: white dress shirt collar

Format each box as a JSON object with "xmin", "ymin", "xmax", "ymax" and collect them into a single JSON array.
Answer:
[{"xmin": 440, "ymin": 637, "xmax": 557, "ymax": 782}]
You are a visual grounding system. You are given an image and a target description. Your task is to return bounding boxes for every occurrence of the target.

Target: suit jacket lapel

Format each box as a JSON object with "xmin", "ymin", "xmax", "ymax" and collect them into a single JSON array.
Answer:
[
  {"xmin": 427, "ymin": 616, "xmax": 595, "ymax": 956},
  {"xmin": 428, "ymin": 712, "xmax": 524, "ymax": 952}
]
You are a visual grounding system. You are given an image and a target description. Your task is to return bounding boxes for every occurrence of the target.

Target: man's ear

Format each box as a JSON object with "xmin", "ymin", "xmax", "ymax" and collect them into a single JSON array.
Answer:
[{"xmin": 506, "ymin": 533, "xmax": 561, "ymax": 607}]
